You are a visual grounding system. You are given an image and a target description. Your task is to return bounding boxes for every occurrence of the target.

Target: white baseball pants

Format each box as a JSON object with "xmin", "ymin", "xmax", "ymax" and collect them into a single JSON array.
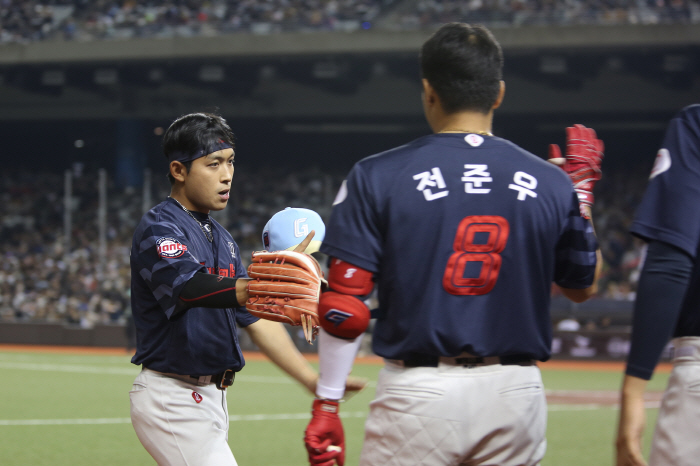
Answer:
[
  {"xmin": 360, "ymin": 360, "xmax": 547, "ymax": 466},
  {"xmin": 650, "ymin": 336, "xmax": 700, "ymax": 466},
  {"xmin": 130, "ymin": 368, "xmax": 237, "ymax": 466}
]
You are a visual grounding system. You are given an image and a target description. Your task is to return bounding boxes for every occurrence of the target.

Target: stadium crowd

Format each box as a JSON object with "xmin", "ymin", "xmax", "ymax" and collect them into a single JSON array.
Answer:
[
  {"xmin": 0, "ymin": 0, "xmax": 698, "ymax": 44},
  {"xmin": 396, "ymin": 0, "xmax": 700, "ymax": 30},
  {"xmin": 0, "ymin": 159, "xmax": 646, "ymax": 326}
]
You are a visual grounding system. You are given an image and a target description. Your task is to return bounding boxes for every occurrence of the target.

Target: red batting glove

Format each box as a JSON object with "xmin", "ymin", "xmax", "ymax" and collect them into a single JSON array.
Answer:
[
  {"xmin": 548, "ymin": 124, "xmax": 604, "ymax": 219},
  {"xmin": 304, "ymin": 399, "xmax": 345, "ymax": 466}
]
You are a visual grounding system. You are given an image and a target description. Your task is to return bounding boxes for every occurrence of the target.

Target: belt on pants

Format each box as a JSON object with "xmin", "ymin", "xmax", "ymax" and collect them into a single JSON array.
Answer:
[
  {"xmin": 388, "ymin": 354, "xmax": 537, "ymax": 368},
  {"xmin": 149, "ymin": 368, "xmax": 236, "ymax": 390}
]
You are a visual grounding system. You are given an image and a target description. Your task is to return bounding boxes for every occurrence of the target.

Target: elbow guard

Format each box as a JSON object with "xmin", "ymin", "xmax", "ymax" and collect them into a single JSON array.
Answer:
[
  {"xmin": 327, "ymin": 258, "xmax": 374, "ymax": 297},
  {"xmin": 319, "ymin": 258, "xmax": 373, "ymax": 339},
  {"xmin": 318, "ymin": 291, "xmax": 370, "ymax": 340}
]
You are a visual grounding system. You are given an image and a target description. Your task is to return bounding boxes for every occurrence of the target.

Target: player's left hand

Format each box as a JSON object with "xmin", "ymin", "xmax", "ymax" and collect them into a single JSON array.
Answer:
[
  {"xmin": 548, "ymin": 124, "xmax": 604, "ymax": 218},
  {"xmin": 304, "ymin": 398, "xmax": 345, "ymax": 466}
]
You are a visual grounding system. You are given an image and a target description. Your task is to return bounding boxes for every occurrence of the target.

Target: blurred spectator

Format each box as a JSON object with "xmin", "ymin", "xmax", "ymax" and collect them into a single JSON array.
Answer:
[{"xmin": 557, "ymin": 317, "xmax": 581, "ymax": 331}]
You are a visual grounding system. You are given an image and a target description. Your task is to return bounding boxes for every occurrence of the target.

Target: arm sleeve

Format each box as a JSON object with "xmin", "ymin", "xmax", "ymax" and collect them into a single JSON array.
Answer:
[
  {"xmin": 626, "ymin": 240, "xmax": 693, "ymax": 380},
  {"xmin": 316, "ymin": 329, "xmax": 364, "ymax": 400},
  {"xmin": 553, "ymin": 192, "xmax": 599, "ymax": 289},
  {"xmin": 173, "ymin": 272, "xmax": 238, "ymax": 318}
]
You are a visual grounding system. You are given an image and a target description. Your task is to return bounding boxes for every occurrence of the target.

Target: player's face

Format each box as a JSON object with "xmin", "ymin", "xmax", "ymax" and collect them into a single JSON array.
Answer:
[{"xmin": 182, "ymin": 148, "xmax": 234, "ymax": 213}]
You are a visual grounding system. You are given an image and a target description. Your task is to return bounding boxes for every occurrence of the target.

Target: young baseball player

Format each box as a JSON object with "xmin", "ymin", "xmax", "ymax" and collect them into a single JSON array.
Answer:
[
  {"xmin": 129, "ymin": 112, "xmax": 359, "ymax": 466},
  {"xmin": 616, "ymin": 104, "xmax": 700, "ymax": 466},
  {"xmin": 302, "ymin": 23, "xmax": 604, "ymax": 466}
]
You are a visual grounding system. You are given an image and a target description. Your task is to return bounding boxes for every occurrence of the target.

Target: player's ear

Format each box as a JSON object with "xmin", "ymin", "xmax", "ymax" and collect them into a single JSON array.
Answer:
[
  {"xmin": 170, "ymin": 161, "xmax": 187, "ymax": 183},
  {"xmin": 422, "ymin": 79, "xmax": 437, "ymax": 107},
  {"xmin": 492, "ymin": 81, "xmax": 505, "ymax": 110}
]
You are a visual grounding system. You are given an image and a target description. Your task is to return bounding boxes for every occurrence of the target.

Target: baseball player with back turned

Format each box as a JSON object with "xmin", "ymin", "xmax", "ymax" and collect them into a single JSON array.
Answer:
[
  {"xmin": 616, "ymin": 104, "xmax": 700, "ymax": 466},
  {"xmin": 302, "ymin": 23, "xmax": 604, "ymax": 466},
  {"xmin": 129, "ymin": 112, "xmax": 363, "ymax": 466}
]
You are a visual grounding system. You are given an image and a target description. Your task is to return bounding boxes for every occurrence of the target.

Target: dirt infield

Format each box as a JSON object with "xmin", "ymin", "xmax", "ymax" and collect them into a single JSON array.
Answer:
[{"xmin": 0, "ymin": 344, "xmax": 668, "ymax": 406}]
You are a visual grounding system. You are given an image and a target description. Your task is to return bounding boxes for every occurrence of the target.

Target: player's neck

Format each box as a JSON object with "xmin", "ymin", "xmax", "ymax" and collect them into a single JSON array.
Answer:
[
  {"xmin": 433, "ymin": 111, "xmax": 494, "ymax": 136},
  {"xmin": 169, "ymin": 188, "xmax": 209, "ymax": 215}
]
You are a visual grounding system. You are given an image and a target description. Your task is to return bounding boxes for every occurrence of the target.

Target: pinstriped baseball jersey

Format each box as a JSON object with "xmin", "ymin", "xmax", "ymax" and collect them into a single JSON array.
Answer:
[
  {"xmin": 321, "ymin": 133, "xmax": 598, "ymax": 361},
  {"xmin": 130, "ymin": 197, "xmax": 258, "ymax": 376}
]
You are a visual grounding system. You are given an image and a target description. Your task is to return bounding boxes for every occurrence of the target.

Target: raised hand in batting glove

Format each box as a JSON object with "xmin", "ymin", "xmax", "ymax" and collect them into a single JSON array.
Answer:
[
  {"xmin": 548, "ymin": 124, "xmax": 604, "ymax": 219},
  {"xmin": 246, "ymin": 250, "xmax": 322, "ymax": 343},
  {"xmin": 304, "ymin": 399, "xmax": 345, "ymax": 466}
]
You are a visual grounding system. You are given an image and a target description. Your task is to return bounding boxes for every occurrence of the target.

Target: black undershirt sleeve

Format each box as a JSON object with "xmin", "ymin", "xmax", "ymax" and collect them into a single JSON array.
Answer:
[
  {"xmin": 625, "ymin": 240, "xmax": 694, "ymax": 380},
  {"xmin": 172, "ymin": 272, "xmax": 239, "ymax": 318}
]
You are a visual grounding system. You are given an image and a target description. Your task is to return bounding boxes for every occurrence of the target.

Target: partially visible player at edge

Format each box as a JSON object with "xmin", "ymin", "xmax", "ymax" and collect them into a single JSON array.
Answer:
[
  {"xmin": 129, "ymin": 112, "xmax": 363, "ymax": 466},
  {"xmin": 616, "ymin": 104, "xmax": 700, "ymax": 466},
  {"xmin": 303, "ymin": 23, "xmax": 604, "ymax": 466}
]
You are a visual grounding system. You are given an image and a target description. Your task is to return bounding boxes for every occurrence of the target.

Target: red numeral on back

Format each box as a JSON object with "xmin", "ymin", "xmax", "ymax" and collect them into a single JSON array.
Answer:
[{"xmin": 442, "ymin": 215, "xmax": 510, "ymax": 295}]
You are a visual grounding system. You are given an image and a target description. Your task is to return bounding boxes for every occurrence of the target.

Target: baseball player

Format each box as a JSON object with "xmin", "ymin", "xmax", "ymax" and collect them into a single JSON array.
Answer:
[
  {"xmin": 129, "ymin": 112, "xmax": 353, "ymax": 466},
  {"xmin": 303, "ymin": 23, "xmax": 603, "ymax": 466},
  {"xmin": 616, "ymin": 104, "xmax": 700, "ymax": 466}
]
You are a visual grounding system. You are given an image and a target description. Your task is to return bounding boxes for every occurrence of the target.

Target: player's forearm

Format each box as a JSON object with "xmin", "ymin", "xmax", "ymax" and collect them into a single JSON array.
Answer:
[
  {"xmin": 173, "ymin": 273, "xmax": 239, "ymax": 317},
  {"xmin": 560, "ymin": 211, "xmax": 602, "ymax": 303},
  {"xmin": 626, "ymin": 240, "xmax": 692, "ymax": 379},
  {"xmin": 621, "ymin": 374, "xmax": 649, "ymax": 401},
  {"xmin": 245, "ymin": 319, "xmax": 318, "ymax": 393},
  {"xmin": 316, "ymin": 329, "xmax": 364, "ymax": 400}
]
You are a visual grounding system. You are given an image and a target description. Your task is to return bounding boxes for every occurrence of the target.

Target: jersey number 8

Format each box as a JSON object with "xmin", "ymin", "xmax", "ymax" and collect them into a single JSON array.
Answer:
[{"xmin": 442, "ymin": 215, "xmax": 510, "ymax": 296}]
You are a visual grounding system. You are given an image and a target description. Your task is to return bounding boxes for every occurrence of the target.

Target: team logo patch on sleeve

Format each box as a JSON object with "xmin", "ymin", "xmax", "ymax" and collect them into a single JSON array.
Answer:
[
  {"xmin": 650, "ymin": 148, "xmax": 671, "ymax": 179},
  {"xmin": 157, "ymin": 237, "xmax": 188, "ymax": 258}
]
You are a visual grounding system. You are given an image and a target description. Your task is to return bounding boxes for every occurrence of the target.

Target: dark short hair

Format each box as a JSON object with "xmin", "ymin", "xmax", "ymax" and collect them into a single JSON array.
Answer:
[
  {"xmin": 420, "ymin": 23, "xmax": 503, "ymax": 115},
  {"xmin": 163, "ymin": 112, "xmax": 235, "ymax": 184}
]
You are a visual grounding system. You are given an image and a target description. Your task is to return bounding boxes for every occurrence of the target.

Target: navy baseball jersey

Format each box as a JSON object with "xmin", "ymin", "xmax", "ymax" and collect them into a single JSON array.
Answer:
[
  {"xmin": 130, "ymin": 197, "xmax": 258, "ymax": 375},
  {"xmin": 321, "ymin": 133, "xmax": 598, "ymax": 361},
  {"xmin": 631, "ymin": 104, "xmax": 700, "ymax": 337}
]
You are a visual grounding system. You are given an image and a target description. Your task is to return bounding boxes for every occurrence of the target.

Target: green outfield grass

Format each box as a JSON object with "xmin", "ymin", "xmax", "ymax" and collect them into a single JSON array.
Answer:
[{"xmin": 0, "ymin": 349, "xmax": 669, "ymax": 466}]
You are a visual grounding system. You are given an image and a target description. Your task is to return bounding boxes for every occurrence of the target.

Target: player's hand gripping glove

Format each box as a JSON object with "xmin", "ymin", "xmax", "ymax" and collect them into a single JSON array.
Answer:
[
  {"xmin": 304, "ymin": 398, "xmax": 345, "ymax": 466},
  {"xmin": 548, "ymin": 124, "xmax": 604, "ymax": 219},
  {"xmin": 246, "ymin": 250, "xmax": 322, "ymax": 343}
]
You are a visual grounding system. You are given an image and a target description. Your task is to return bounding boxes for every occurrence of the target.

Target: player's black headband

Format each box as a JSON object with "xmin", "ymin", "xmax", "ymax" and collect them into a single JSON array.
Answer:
[{"xmin": 166, "ymin": 139, "xmax": 233, "ymax": 163}]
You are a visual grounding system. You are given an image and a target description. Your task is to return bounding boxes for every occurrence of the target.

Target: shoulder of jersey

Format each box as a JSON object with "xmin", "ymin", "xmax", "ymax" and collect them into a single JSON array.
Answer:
[
  {"xmin": 678, "ymin": 104, "xmax": 700, "ymax": 130},
  {"xmin": 138, "ymin": 200, "xmax": 179, "ymax": 227},
  {"xmin": 357, "ymin": 135, "xmax": 429, "ymax": 165}
]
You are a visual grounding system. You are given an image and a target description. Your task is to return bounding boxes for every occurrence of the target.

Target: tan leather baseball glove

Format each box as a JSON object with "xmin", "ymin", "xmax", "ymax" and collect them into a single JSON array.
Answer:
[{"xmin": 246, "ymin": 250, "xmax": 323, "ymax": 343}]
